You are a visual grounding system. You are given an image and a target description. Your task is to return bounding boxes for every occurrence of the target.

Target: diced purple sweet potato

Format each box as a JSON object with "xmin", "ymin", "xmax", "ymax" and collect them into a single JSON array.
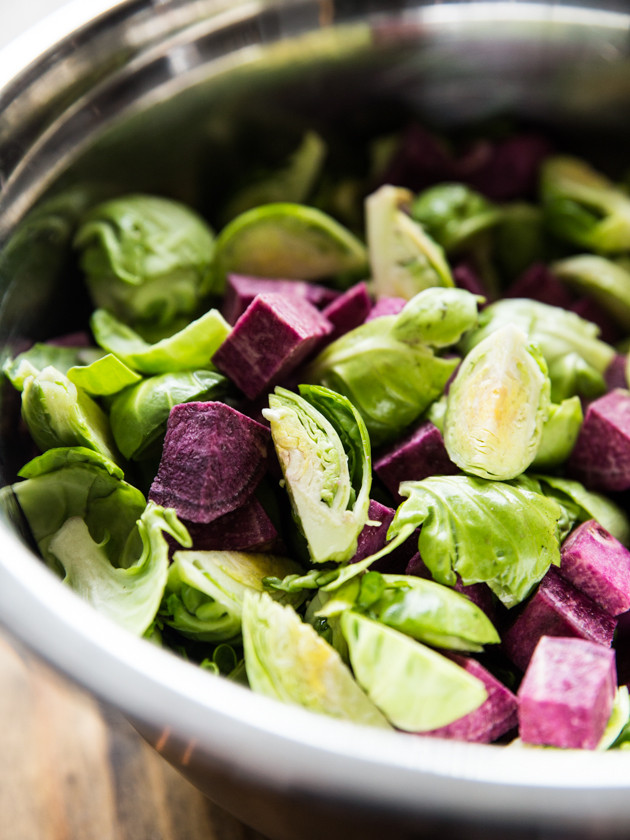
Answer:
[
  {"xmin": 375, "ymin": 123, "xmax": 454, "ymax": 193},
  {"xmin": 459, "ymin": 133, "xmax": 551, "ymax": 201},
  {"xmin": 374, "ymin": 420, "xmax": 458, "ymax": 502},
  {"xmin": 212, "ymin": 293, "xmax": 332, "ymax": 399},
  {"xmin": 366, "ymin": 296, "xmax": 407, "ymax": 321},
  {"xmin": 570, "ymin": 297, "xmax": 623, "ymax": 346},
  {"xmin": 517, "ymin": 636, "xmax": 617, "ymax": 750},
  {"xmin": 351, "ymin": 500, "xmax": 418, "ymax": 573},
  {"xmin": 149, "ymin": 401, "xmax": 270, "ymax": 523},
  {"xmin": 426, "ymin": 656, "xmax": 518, "ymax": 743},
  {"xmin": 559, "ymin": 520, "xmax": 630, "ymax": 616},
  {"xmin": 502, "ymin": 566, "xmax": 616, "ymax": 673},
  {"xmin": 605, "ymin": 354, "xmax": 628, "ymax": 392},
  {"xmin": 321, "ymin": 281, "xmax": 371, "ymax": 342},
  {"xmin": 221, "ymin": 274, "xmax": 337, "ymax": 324},
  {"xmin": 181, "ymin": 496, "xmax": 279, "ymax": 552},
  {"xmin": 452, "ymin": 261, "xmax": 490, "ymax": 299},
  {"xmin": 567, "ymin": 389, "xmax": 630, "ymax": 492},
  {"xmin": 505, "ymin": 263, "xmax": 576, "ymax": 309}
]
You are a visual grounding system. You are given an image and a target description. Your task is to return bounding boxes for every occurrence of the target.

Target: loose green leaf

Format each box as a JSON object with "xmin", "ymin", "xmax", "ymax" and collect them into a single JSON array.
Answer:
[
  {"xmin": 553, "ymin": 254, "xmax": 630, "ymax": 330},
  {"xmin": 242, "ymin": 592, "xmax": 392, "ymax": 728},
  {"xmin": 340, "ymin": 611, "xmax": 487, "ymax": 731},
  {"xmin": 3, "ymin": 343, "xmax": 103, "ymax": 391},
  {"xmin": 67, "ymin": 353, "xmax": 142, "ymax": 396},
  {"xmin": 410, "ymin": 182, "xmax": 502, "ymax": 252}
]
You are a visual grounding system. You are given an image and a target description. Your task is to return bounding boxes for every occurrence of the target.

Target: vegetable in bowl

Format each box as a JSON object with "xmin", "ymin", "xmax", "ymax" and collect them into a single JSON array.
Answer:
[{"xmin": 5, "ymin": 123, "xmax": 630, "ymax": 750}]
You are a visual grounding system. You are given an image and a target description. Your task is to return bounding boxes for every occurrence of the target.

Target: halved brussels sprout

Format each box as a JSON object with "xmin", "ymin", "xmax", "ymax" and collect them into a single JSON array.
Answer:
[
  {"xmin": 444, "ymin": 325, "xmax": 551, "ymax": 480},
  {"xmin": 263, "ymin": 384, "xmax": 371, "ymax": 565},
  {"xmin": 213, "ymin": 202, "xmax": 368, "ymax": 291},
  {"xmin": 410, "ymin": 182, "xmax": 502, "ymax": 252},
  {"xmin": 366, "ymin": 184, "xmax": 454, "ymax": 299},
  {"xmin": 340, "ymin": 611, "xmax": 487, "ymax": 731},
  {"xmin": 3, "ymin": 343, "xmax": 103, "ymax": 391},
  {"xmin": 532, "ymin": 397, "xmax": 583, "ymax": 470},
  {"xmin": 242, "ymin": 592, "xmax": 391, "ymax": 728},
  {"xmin": 552, "ymin": 254, "xmax": 630, "ymax": 330},
  {"xmin": 162, "ymin": 549, "xmax": 305, "ymax": 643},
  {"xmin": 74, "ymin": 194, "xmax": 216, "ymax": 330}
]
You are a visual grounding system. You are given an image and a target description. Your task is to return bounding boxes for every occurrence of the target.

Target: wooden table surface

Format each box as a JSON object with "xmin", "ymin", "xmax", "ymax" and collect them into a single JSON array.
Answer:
[{"xmin": 0, "ymin": 631, "xmax": 269, "ymax": 840}]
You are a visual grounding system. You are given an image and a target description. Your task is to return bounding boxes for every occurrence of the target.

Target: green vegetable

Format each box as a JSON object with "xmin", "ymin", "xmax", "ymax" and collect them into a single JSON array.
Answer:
[
  {"xmin": 3, "ymin": 343, "xmax": 104, "ymax": 391},
  {"xmin": 410, "ymin": 182, "xmax": 502, "ymax": 252},
  {"xmin": 213, "ymin": 202, "xmax": 368, "ymax": 291},
  {"xmin": 162, "ymin": 550, "xmax": 305, "ymax": 643},
  {"xmin": 242, "ymin": 592, "xmax": 392, "ymax": 728},
  {"xmin": 546, "ymin": 352, "xmax": 607, "ymax": 403},
  {"xmin": 48, "ymin": 502, "xmax": 190, "ymax": 636},
  {"xmin": 366, "ymin": 184, "xmax": 454, "ymax": 299},
  {"xmin": 67, "ymin": 354, "xmax": 142, "ymax": 396},
  {"xmin": 552, "ymin": 254, "xmax": 630, "ymax": 330},
  {"xmin": 10, "ymin": 447, "xmax": 146, "ymax": 574},
  {"xmin": 90, "ymin": 307, "xmax": 230, "ymax": 375},
  {"xmin": 494, "ymin": 202, "xmax": 547, "ymax": 281},
  {"xmin": 308, "ymin": 287, "xmax": 480, "ymax": 445},
  {"xmin": 541, "ymin": 156, "xmax": 630, "ymax": 253},
  {"xmin": 263, "ymin": 384, "xmax": 371, "ymax": 564},
  {"xmin": 340, "ymin": 611, "xmax": 487, "ymax": 731},
  {"xmin": 532, "ymin": 397, "xmax": 583, "ymax": 470},
  {"xmin": 444, "ymin": 324, "xmax": 551, "ymax": 480},
  {"xmin": 74, "ymin": 194, "xmax": 216, "ymax": 330},
  {"xmin": 109, "ymin": 369, "xmax": 227, "ymax": 460},
  {"xmin": 385, "ymin": 475, "xmax": 563, "ymax": 608},
  {"xmin": 20, "ymin": 366, "xmax": 121, "ymax": 463}
]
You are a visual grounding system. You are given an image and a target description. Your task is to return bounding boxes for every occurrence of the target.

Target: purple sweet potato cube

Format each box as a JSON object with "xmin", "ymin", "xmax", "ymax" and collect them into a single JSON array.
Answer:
[
  {"xmin": 406, "ymin": 553, "xmax": 496, "ymax": 622},
  {"xmin": 460, "ymin": 133, "xmax": 551, "ymax": 201},
  {"xmin": 181, "ymin": 496, "xmax": 279, "ymax": 552},
  {"xmin": 517, "ymin": 636, "xmax": 617, "ymax": 750},
  {"xmin": 570, "ymin": 297, "xmax": 623, "ymax": 346},
  {"xmin": 366, "ymin": 296, "xmax": 407, "ymax": 321},
  {"xmin": 350, "ymin": 500, "xmax": 416, "ymax": 573},
  {"xmin": 222, "ymin": 274, "xmax": 337, "ymax": 324},
  {"xmin": 149, "ymin": 401, "xmax": 270, "ymax": 523},
  {"xmin": 502, "ymin": 565, "xmax": 616, "ymax": 673},
  {"xmin": 374, "ymin": 420, "xmax": 458, "ymax": 502},
  {"xmin": 605, "ymin": 354, "xmax": 628, "ymax": 392},
  {"xmin": 212, "ymin": 293, "xmax": 332, "ymax": 399},
  {"xmin": 559, "ymin": 520, "xmax": 630, "ymax": 616},
  {"xmin": 426, "ymin": 656, "xmax": 518, "ymax": 743},
  {"xmin": 453, "ymin": 261, "xmax": 489, "ymax": 299},
  {"xmin": 567, "ymin": 389, "xmax": 630, "ymax": 492},
  {"xmin": 321, "ymin": 281, "xmax": 371, "ymax": 342}
]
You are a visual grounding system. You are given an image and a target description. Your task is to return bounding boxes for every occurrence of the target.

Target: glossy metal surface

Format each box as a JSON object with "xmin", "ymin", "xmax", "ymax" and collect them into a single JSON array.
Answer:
[{"xmin": 1, "ymin": 3, "xmax": 630, "ymax": 838}]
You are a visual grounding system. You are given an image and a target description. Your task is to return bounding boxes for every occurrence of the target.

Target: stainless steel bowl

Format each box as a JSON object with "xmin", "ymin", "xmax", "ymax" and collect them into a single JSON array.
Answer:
[{"xmin": 2, "ymin": 2, "xmax": 630, "ymax": 838}]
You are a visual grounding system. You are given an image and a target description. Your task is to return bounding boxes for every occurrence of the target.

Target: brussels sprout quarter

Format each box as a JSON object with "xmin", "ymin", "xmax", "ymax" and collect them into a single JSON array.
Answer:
[
  {"xmin": 212, "ymin": 293, "xmax": 332, "ymax": 399},
  {"xmin": 568, "ymin": 389, "xmax": 630, "ymax": 491},
  {"xmin": 502, "ymin": 566, "xmax": 616, "ymax": 672},
  {"xmin": 149, "ymin": 401, "xmax": 270, "ymax": 523},
  {"xmin": 518, "ymin": 636, "xmax": 617, "ymax": 750}
]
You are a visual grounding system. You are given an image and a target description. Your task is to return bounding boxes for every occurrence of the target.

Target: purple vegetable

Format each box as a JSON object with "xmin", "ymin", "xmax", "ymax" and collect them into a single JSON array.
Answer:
[
  {"xmin": 149, "ymin": 401, "xmax": 270, "ymax": 523},
  {"xmin": 222, "ymin": 274, "xmax": 337, "ymax": 324},
  {"xmin": 376, "ymin": 124, "xmax": 454, "ymax": 193},
  {"xmin": 559, "ymin": 520, "xmax": 630, "ymax": 616},
  {"xmin": 570, "ymin": 297, "xmax": 623, "ymax": 346},
  {"xmin": 459, "ymin": 133, "xmax": 551, "ymax": 201},
  {"xmin": 426, "ymin": 656, "xmax": 518, "ymax": 743},
  {"xmin": 374, "ymin": 420, "xmax": 458, "ymax": 502},
  {"xmin": 351, "ymin": 500, "xmax": 416, "ymax": 573},
  {"xmin": 452, "ymin": 261, "xmax": 490, "ymax": 299},
  {"xmin": 180, "ymin": 496, "xmax": 279, "ymax": 552},
  {"xmin": 567, "ymin": 389, "xmax": 630, "ymax": 491},
  {"xmin": 502, "ymin": 566, "xmax": 616, "ymax": 672},
  {"xmin": 366, "ymin": 296, "xmax": 407, "ymax": 321},
  {"xmin": 321, "ymin": 281, "xmax": 371, "ymax": 342},
  {"xmin": 212, "ymin": 293, "xmax": 332, "ymax": 399},
  {"xmin": 604, "ymin": 354, "xmax": 628, "ymax": 392},
  {"xmin": 517, "ymin": 636, "xmax": 616, "ymax": 750},
  {"xmin": 505, "ymin": 263, "xmax": 576, "ymax": 309}
]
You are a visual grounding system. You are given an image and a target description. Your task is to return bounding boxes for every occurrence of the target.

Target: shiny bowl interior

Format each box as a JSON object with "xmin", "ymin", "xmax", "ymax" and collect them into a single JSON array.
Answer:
[{"xmin": 2, "ymin": 2, "xmax": 630, "ymax": 838}]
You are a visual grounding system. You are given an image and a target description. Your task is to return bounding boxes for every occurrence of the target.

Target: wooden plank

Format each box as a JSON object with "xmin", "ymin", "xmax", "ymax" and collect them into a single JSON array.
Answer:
[{"xmin": 0, "ymin": 632, "xmax": 268, "ymax": 840}]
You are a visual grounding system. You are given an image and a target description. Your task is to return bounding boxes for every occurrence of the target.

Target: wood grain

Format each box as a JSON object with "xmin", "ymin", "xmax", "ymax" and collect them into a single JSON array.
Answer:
[{"xmin": 0, "ymin": 631, "xmax": 269, "ymax": 840}]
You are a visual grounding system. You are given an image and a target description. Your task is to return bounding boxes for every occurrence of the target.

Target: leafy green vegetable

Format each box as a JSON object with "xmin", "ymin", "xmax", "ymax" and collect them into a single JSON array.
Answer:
[
  {"xmin": 494, "ymin": 202, "xmax": 547, "ymax": 281},
  {"xmin": 11, "ymin": 447, "xmax": 146, "ymax": 574},
  {"xmin": 67, "ymin": 353, "xmax": 142, "ymax": 396},
  {"xmin": 48, "ymin": 502, "xmax": 190, "ymax": 636},
  {"xmin": 553, "ymin": 254, "xmax": 630, "ymax": 330},
  {"xmin": 162, "ymin": 549, "xmax": 305, "ymax": 643},
  {"xmin": 3, "ymin": 343, "xmax": 103, "ymax": 391},
  {"xmin": 546, "ymin": 352, "xmax": 607, "ymax": 404},
  {"xmin": 109, "ymin": 369, "xmax": 227, "ymax": 460},
  {"xmin": 366, "ymin": 185, "xmax": 454, "ymax": 299},
  {"xmin": 20, "ymin": 366, "xmax": 121, "ymax": 463},
  {"xmin": 444, "ymin": 324, "xmax": 550, "ymax": 480},
  {"xmin": 307, "ymin": 287, "xmax": 480, "ymax": 445},
  {"xmin": 386, "ymin": 475, "xmax": 563, "ymax": 608},
  {"xmin": 213, "ymin": 202, "xmax": 368, "ymax": 291},
  {"xmin": 541, "ymin": 156, "xmax": 630, "ymax": 253},
  {"xmin": 90, "ymin": 307, "xmax": 230, "ymax": 375},
  {"xmin": 263, "ymin": 384, "xmax": 371, "ymax": 564},
  {"xmin": 532, "ymin": 397, "xmax": 583, "ymax": 470},
  {"xmin": 410, "ymin": 182, "xmax": 502, "ymax": 252},
  {"xmin": 340, "ymin": 611, "xmax": 487, "ymax": 731},
  {"xmin": 74, "ymin": 194, "xmax": 216, "ymax": 330},
  {"xmin": 242, "ymin": 592, "xmax": 392, "ymax": 728}
]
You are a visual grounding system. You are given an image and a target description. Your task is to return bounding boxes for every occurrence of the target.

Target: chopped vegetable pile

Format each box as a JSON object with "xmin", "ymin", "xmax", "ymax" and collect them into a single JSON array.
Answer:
[{"xmin": 6, "ymin": 122, "xmax": 630, "ymax": 750}]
